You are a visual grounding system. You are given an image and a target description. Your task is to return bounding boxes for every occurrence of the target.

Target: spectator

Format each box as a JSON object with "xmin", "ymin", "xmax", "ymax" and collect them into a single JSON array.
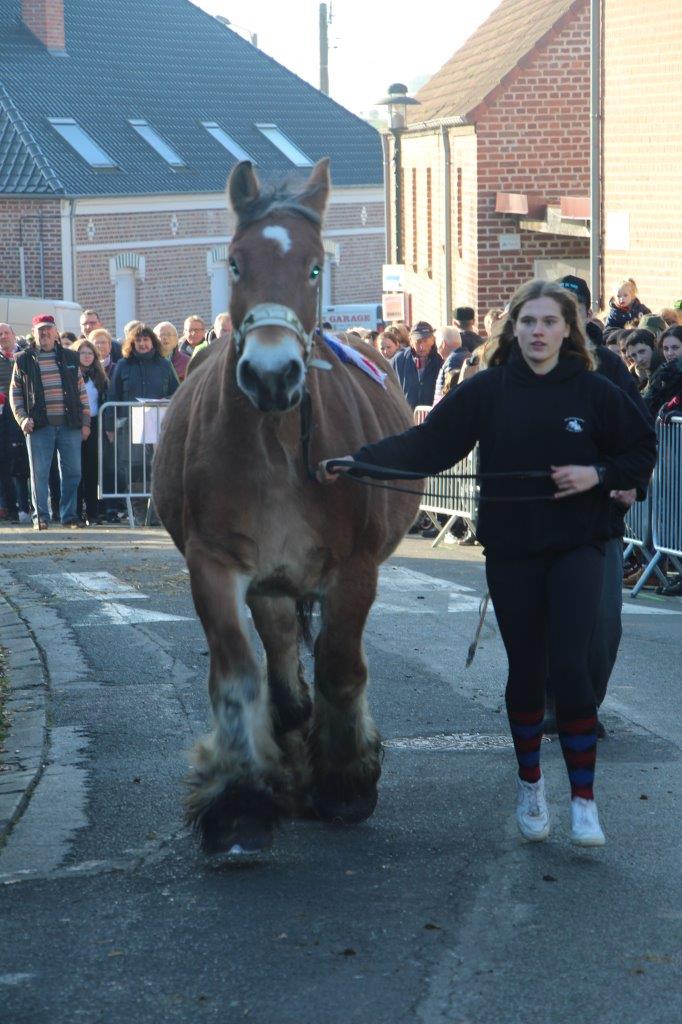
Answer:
[
  {"xmin": 80, "ymin": 309, "xmax": 123, "ymax": 362},
  {"xmin": 377, "ymin": 329, "xmax": 400, "ymax": 360},
  {"xmin": 604, "ymin": 278, "xmax": 651, "ymax": 333},
  {"xmin": 10, "ymin": 314, "xmax": 90, "ymax": 530},
  {"xmin": 191, "ymin": 312, "xmax": 232, "ymax": 359},
  {"xmin": 154, "ymin": 321, "xmax": 190, "ymax": 382},
  {"xmin": 389, "ymin": 322, "xmax": 411, "ymax": 349},
  {"xmin": 179, "ymin": 315, "xmax": 206, "ymax": 357},
  {"xmin": 483, "ymin": 308, "xmax": 505, "ymax": 338},
  {"xmin": 109, "ymin": 325, "xmax": 180, "ymax": 403},
  {"xmin": 72, "ymin": 339, "xmax": 109, "ymax": 524},
  {"xmin": 0, "ymin": 322, "xmax": 30, "ymax": 522},
  {"xmin": 661, "ymin": 308, "xmax": 681, "ymax": 328},
  {"xmin": 641, "ymin": 326, "xmax": 682, "ymax": 417},
  {"xmin": 453, "ymin": 306, "xmax": 483, "ymax": 353},
  {"xmin": 60, "ymin": 331, "xmax": 78, "ymax": 348},
  {"xmin": 434, "ymin": 326, "xmax": 465, "ymax": 402},
  {"xmin": 392, "ymin": 321, "xmax": 443, "ymax": 410},
  {"xmin": 638, "ymin": 314, "xmax": 667, "ymax": 340},
  {"xmin": 90, "ymin": 328, "xmax": 119, "ymax": 378},
  {"xmin": 624, "ymin": 329, "xmax": 664, "ymax": 390},
  {"xmin": 365, "ymin": 330, "xmax": 379, "ymax": 347}
]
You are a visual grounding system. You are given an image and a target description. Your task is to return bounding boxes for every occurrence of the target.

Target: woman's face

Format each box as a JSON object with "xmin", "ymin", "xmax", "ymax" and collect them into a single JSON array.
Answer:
[
  {"xmin": 79, "ymin": 346, "xmax": 95, "ymax": 368},
  {"xmin": 662, "ymin": 335, "xmax": 682, "ymax": 362},
  {"xmin": 627, "ymin": 343, "xmax": 652, "ymax": 370},
  {"xmin": 134, "ymin": 333, "xmax": 153, "ymax": 355},
  {"xmin": 93, "ymin": 335, "xmax": 111, "ymax": 360},
  {"xmin": 157, "ymin": 327, "xmax": 177, "ymax": 358},
  {"xmin": 379, "ymin": 334, "xmax": 399, "ymax": 359},
  {"xmin": 514, "ymin": 297, "xmax": 568, "ymax": 374}
]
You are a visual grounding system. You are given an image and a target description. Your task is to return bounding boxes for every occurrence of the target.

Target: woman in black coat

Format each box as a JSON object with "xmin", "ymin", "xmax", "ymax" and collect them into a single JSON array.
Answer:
[
  {"xmin": 109, "ymin": 324, "xmax": 180, "ymax": 403},
  {"xmin": 319, "ymin": 280, "xmax": 656, "ymax": 849}
]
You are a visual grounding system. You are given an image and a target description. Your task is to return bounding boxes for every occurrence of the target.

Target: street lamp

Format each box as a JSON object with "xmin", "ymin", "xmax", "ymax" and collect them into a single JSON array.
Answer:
[
  {"xmin": 215, "ymin": 14, "xmax": 258, "ymax": 46},
  {"xmin": 376, "ymin": 83, "xmax": 419, "ymax": 265}
]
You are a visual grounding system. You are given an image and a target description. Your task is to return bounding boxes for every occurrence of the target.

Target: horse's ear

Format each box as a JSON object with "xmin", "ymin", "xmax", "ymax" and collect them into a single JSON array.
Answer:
[
  {"xmin": 228, "ymin": 161, "xmax": 260, "ymax": 214},
  {"xmin": 298, "ymin": 158, "xmax": 331, "ymax": 218}
]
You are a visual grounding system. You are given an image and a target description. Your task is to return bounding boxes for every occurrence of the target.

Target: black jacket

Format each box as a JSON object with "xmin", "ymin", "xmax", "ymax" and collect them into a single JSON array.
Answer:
[
  {"xmin": 109, "ymin": 352, "xmax": 180, "ymax": 404},
  {"xmin": 641, "ymin": 357, "xmax": 682, "ymax": 417},
  {"xmin": 604, "ymin": 297, "xmax": 651, "ymax": 333},
  {"xmin": 12, "ymin": 343, "xmax": 85, "ymax": 430},
  {"xmin": 353, "ymin": 349, "xmax": 656, "ymax": 558},
  {"xmin": 391, "ymin": 347, "xmax": 443, "ymax": 409}
]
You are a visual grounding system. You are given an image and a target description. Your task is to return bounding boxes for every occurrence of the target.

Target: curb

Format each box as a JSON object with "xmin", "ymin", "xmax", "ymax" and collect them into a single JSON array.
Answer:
[{"xmin": 0, "ymin": 590, "xmax": 50, "ymax": 844}]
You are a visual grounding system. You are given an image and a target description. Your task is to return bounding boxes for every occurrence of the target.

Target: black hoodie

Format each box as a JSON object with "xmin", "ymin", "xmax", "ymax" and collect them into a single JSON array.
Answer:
[{"xmin": 352, "ymin": 348, "xmax": 657, "ymax": 558}]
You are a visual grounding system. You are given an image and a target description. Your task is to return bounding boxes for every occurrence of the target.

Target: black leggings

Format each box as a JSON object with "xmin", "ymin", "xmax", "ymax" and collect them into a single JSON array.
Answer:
[{"xmin": 486, "ymin": 546, "xmax": 604, "ymax": 716}]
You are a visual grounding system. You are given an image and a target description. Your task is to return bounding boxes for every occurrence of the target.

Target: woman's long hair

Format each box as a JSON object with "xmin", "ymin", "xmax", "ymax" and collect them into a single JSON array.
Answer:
[
  {"xmin": 122, "ymin": 324, "xmax": 162, "ymax": 359},
  {"xmin": 488, "ymin": 280, "xmax": 595, "ymax": 370},
  {"xmin": 73, "ymin": 338, "xmax": 108, "ymax": 395}
]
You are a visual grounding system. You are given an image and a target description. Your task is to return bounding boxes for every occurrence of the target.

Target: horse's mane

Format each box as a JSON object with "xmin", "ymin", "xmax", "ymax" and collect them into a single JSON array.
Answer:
[{"xmin": 234, "ymin": 182, "xmax": 324, "ymax": 230}]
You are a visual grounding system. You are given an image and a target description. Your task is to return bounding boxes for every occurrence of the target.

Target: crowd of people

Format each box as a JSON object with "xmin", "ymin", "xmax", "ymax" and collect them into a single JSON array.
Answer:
[{"xmin": 0, "ymin": 309, "xmax": 231, "ymax": 529}]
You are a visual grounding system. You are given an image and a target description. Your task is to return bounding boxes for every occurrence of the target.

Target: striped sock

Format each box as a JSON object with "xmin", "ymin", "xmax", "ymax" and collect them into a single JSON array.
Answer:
[
  {"xmin": 507, "ymin": 707, "xmax": 544, "ymax": 783},
  {"xmin": 557, "ymin": 709, "xmax": 598, "ymax": 800}
]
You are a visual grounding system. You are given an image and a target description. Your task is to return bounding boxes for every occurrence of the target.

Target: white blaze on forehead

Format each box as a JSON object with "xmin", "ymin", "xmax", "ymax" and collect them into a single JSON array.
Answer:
[{"xmin": 262, "ymin": 225, "xmax": 292, "ymax": 255}]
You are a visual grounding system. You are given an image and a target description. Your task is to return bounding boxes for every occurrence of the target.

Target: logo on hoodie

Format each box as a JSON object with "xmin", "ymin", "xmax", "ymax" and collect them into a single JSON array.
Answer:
[{"xmin": 564, "ymin": 417, "xmax": 585, "ymax": 433}]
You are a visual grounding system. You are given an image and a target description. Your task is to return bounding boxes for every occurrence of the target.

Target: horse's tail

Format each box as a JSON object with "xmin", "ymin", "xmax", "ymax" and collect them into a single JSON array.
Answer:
[{"xmin": 296, "ymin": 597, "xmax": 318, "ymax": 650}]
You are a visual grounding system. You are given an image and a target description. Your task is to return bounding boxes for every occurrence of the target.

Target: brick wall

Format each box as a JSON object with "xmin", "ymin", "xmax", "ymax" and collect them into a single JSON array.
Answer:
[
  {"xmin": 21, "ymin": 0, "xmax": 65, "ymax": 51},
  {"xmin": 0, "ymin": 197, "xmax": 63, "ymax": 299},
  {"xmin": 602, "ymin": 0, "xmax": 682, "ymax": 314},
  {"xmin": 475, "ymin": 0, "xmax": 591, "ymax": 313},
  {"xmin": 386, "ymin": 0, "xmax": 590, "ymax": 329}
]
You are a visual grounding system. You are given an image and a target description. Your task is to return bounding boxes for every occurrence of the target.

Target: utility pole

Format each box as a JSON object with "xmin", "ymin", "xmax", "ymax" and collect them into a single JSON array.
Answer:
[{"xmin": 319, "ymin": 3, "xmax": 329, "ymax": 95}]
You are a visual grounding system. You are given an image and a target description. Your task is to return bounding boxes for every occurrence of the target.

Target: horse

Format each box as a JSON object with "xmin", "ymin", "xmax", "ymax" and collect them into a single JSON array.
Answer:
[{"xmin": 152, "ymin": 158, "xmax": 421, "ymax": 856}]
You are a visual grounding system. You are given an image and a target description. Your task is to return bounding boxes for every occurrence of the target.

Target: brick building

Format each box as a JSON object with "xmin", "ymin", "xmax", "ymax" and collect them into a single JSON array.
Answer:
[
  {"xmin": 0, "ymin": 0, "xmax": 385, "ymax": 336},
  {"xmin": 601, "ymin": 0, "xmax": 682, "ymax": 314},
  {"xmin": 384, "ymin": 0, "xmax": 592, "ymax": 330}
]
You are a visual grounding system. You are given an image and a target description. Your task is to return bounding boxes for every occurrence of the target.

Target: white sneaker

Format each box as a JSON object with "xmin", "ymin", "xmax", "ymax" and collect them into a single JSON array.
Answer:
[
  {"xmin": 570, "ymin": 797, "xmax": 606, "ymax": 846},
  {"xmin": 516, "ymin": 775, "xmax": 550, "ymax": 841}
]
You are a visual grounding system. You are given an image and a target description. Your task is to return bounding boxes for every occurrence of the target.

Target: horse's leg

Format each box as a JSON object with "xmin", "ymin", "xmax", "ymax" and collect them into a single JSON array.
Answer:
[
  {"xmin": 248, "ymin": 595, "xmax": 313, "ymax": 807},
  {"xmin": 311, "ymin": 558, "xmax": 382, "ymax": 823},
  {"xmin": 185, "ymin": 544, "xmax": 283, "ymax": 854}
]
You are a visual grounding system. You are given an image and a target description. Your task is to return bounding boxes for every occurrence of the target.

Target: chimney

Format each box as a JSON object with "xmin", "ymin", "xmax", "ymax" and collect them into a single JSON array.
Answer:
[{"xmin": 21, "ymin": 0, "xmax": 66, "ymax": 53}]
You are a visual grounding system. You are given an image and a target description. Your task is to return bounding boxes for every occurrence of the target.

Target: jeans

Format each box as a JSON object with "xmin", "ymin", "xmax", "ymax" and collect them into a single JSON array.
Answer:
[{"xmin": 27, "ymin": 425, "xmax": 82, "ymax": 524}]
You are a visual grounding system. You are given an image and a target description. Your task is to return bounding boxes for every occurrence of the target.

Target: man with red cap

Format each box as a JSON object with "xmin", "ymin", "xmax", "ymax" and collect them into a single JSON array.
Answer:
[{"xmin": 10, "ymin": 314, "xmax": 91, "ymax": 529}]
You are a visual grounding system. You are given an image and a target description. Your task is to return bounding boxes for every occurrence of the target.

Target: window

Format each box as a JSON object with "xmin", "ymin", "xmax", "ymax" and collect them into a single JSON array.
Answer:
[
  {"xmin": 48, "ymin": 118, "xmax": 116, "ymax": 168},
  {"xmin": 129, "ymin": 120, "xmax": 185, "ymax": 167},
  {"xmin": 255, "ymin": 124, "xmax": 313, "ymax": 167},
  {"xmin": 202, "ymin": 122, "xmax": 254, "ymax": 162}
]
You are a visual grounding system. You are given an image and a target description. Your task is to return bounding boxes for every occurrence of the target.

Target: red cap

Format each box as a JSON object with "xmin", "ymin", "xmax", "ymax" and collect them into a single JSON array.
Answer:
[{"xmin": 31, "ymin": 313, "xmax": 56, "ymax": 329}]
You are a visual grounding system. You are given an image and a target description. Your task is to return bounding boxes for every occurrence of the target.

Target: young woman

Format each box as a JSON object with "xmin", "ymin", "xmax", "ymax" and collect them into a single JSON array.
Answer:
[
  {"xmin": 319, "ymin": 280, "xmax": 656, "ymax": 847},
  {"xmin": 73, "ymin": 338, "xmax": 108, "ymax": 524},
  {"xmin": 641, "ymin": 326, "xmax": 682, "ymax": 417},
  {"xmin": 624, "ymin": 329, "xmax": 664, "ymax": 390}
]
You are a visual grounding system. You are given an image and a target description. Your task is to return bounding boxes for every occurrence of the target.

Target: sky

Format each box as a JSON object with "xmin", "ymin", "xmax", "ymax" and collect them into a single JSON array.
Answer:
[{"xmin": 193, "ymin": 0, "xmax": 500, "ymax": 118}]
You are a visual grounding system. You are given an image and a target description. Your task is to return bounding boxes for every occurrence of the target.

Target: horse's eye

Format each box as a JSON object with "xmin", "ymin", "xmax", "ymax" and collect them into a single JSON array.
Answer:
[
  {"xmin": 309, "ymin": 264, "xmax": 321, "ymax": 281},
  {"xmin": 229, "ymin": 258, "xmax": 240, "ymax": 280}
]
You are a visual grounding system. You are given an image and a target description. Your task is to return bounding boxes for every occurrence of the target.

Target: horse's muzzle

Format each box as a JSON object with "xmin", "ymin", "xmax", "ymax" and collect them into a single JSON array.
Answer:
[{"xmin": 237, "ymin": 355, "xmax": 305, "ymax": 412}]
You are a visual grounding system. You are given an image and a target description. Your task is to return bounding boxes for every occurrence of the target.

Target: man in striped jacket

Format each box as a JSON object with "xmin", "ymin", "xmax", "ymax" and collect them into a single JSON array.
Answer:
[{"xmin": 10, "ymin": 314, "xmax": 91, "ymax": 530}]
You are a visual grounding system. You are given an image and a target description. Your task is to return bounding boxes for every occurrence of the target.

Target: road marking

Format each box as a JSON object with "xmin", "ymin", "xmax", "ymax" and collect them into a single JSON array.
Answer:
[
  {"xmin": 621, "ymin": 602, "xmax": 681, "ymax": 616},
  {"xmin": 30, "ymin": 572, "xmax": 146, "ymax": 602},
  {"xmin": 74, "ymin": 602, "xmax": 192, "ymax": 626},
  {"xmin": 0, "ymin": 974, "xmax": 35, "ymax": 986},
  {"xmin": 385, "ymin": 732, "xmax": 516, "ymax": 752},
  {"xmin": 379, "ymin": 565, "xmax": 482, "ymax": 614}
]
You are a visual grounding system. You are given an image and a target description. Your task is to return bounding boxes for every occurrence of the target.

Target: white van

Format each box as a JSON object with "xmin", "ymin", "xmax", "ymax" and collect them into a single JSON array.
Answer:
[{"xmin": 0, "ymin": 295, "xmax": 83, "ymax": 338}]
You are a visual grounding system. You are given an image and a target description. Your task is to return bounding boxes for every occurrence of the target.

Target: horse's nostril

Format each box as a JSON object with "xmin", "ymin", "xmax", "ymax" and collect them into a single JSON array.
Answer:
[
  {"xmin": 283, "ymin": 360, "xmax": 303, "ymax": 388},
  {"xmin": 239, "ymin": 360, "xmax": 259, "ymax": 392}
]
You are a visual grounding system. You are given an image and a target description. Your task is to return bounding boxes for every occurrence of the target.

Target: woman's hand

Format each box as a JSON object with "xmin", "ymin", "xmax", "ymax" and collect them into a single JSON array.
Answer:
[
  {"xmin": 317, "ymin": 456, "xmax": 354, "ymax": 484},
  {"xmin": 610, "ymin": 488, "xmax": 636, "ymax": 510},
  {"xmin": 551, "ymin": 464, "xmax": 599, "ymax": 499}
]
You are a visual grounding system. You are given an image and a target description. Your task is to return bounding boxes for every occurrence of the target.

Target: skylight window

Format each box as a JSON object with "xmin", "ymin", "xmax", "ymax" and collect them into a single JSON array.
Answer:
[
  {"xmin": 255, "ymin": 124, "xmax": 313, "ymax": 167},
  {"xmin": 48, "ymin": 118, "xmax": 116, "ymax": 168},
  {"xmin": 129, "ymin": 120, "xmax": 186, "ymax": 168},
  {"xmin": 201, "ymin": 122, "xmax": 254, "ymax": 163}
]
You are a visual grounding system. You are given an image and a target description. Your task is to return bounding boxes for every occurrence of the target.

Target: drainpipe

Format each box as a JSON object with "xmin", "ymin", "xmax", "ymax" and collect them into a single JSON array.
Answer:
[
  {"xmin": 391, "ymin": 128, "xmax": 403, "ymax": 265},
  {"xmin": 590, "ymin": 0, "xmax": 602, "ymax": 311},
  {"xmin": 441, "ymin": 125, "xmax": 453, "ymax": 325},
  {"xmin": 381, "ymin": 132, "xmax": 393, "ymax": 262}
]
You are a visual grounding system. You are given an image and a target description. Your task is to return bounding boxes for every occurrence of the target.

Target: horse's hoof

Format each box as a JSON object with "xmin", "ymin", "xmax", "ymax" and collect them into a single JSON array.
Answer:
[
  {"xmin": 312, "ymin": 788, "xmax": 378, "ymax": 825},
  {"xmin": 201, "ymin": 816, "xmax": 274, "ymax": 857}
]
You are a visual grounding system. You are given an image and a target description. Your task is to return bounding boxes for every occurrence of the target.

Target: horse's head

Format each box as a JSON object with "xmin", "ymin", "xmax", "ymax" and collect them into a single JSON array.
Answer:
[{"xmin": 227, "ymin": 159, "xmax": 330, "ymax": 412}]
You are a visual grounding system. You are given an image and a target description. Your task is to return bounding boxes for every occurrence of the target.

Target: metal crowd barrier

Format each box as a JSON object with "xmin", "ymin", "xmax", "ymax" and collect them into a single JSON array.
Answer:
[
  {"xmin": 623, "ymin": 476, "xmax": 668, "ymax": 595},
  {"xmin": 98, "ymin": 400, "xmax": 170, "ymax": 528},
  {"xmin": 631, "ymin": 414, "xmax": 682, "ymax": 595},
  {"xmin": 413, "ymin": 404, "xmax": 479, "ymax": 548}
]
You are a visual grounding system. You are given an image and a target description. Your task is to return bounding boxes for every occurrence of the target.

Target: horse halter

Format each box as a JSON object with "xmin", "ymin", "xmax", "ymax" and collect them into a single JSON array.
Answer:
[{"xmin": 232, "ymin": 303, "xmax": 315, "ymax": 362}]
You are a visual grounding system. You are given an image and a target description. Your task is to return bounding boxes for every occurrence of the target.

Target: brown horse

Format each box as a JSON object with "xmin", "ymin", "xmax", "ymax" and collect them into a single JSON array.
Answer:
[{"xmin": 152, "ymin": 159, "xmax": 420, "ymax": 855}]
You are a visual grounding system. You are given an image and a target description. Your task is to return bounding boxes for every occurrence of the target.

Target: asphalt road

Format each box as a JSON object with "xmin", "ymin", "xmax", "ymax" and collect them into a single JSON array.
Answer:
[{"xmin": 0, "ymin": 524, "xmax": 680, "ymax": 1024}]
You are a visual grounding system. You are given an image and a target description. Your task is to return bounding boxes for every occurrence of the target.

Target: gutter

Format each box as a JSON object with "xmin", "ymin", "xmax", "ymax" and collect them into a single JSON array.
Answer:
[
  {"xmin": 441, "ymin": 125, "xmax": 453, "ymax": 325},
  {"xmin": 590, "ymin": 0, "xmax": 602, "ymax": 310}
]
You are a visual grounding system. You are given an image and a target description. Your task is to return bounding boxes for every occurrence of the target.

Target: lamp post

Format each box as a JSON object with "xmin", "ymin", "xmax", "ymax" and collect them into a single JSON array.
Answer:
[
  {"xmin": 215, "ymin": 14, "xmax": 258, "ymax": 46},
  {"xmin": 376, "ymin": 83, "xmax": 419, "ymax": 266}
]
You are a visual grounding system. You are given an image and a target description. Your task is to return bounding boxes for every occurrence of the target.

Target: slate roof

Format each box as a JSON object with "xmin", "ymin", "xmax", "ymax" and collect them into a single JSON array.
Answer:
[
  {"xmin": 0, "ymin": 0, "xmax": 382, "ymax": 197},
  {"xmin": 409, "ymin": 0, "xmax": 582, "ymax": 125}
]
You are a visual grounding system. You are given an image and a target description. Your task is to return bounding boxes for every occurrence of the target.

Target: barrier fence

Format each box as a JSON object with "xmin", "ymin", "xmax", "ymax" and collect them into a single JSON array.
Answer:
[
  {"xmin": 97, "ymin": 399, "xmax": 170, "ymax": 528},
  {"xmin": 414, "ymin": 404, "xmax": 479, "ymax": 547}
]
